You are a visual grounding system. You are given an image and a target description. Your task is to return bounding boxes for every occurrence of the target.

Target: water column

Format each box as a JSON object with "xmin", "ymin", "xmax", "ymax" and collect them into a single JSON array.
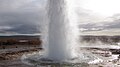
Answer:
[{"xmin": 47, "ymin": 0, "xmax": 75, "ymax": 61}]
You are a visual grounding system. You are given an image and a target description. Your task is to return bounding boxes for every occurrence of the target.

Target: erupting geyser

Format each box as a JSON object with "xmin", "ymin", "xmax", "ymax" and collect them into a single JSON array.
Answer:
[
  {"xmin": 21, "ymin": 0, "xmax": 102, "ymax": 65},
  {"xmin": 47, "ymin": 0, "xmax": 79, "ymax": 61}
]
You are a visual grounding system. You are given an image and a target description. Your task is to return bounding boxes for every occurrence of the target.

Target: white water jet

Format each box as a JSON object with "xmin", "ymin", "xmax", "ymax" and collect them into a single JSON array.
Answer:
[
  {"xmin": 46, "ymin": 0, "xmax": 79, "ymax": 61},
  {"xmin": 21, "ymin": 0, "xmax": 103, "ymax": 65}
]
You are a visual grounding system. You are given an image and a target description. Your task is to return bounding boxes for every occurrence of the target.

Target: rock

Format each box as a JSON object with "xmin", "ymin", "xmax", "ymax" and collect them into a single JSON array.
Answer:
[{"xmin": 110, "ymin": 49, "xmax": 120, "ymax": 54}]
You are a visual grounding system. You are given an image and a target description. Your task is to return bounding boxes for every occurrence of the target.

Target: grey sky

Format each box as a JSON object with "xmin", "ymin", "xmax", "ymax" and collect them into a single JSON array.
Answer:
[
  {"xmin": 0, "ymin": 0, "xmax": 47, "ymax": 34},
  {"xmin": 0, "ymin": 0, "xmax": 120, "ymax": 34}
]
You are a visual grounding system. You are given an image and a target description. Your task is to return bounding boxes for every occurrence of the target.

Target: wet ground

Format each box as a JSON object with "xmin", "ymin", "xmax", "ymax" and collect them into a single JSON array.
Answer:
[
  {"xmin": 1, "ymin": 46, "xmax": 120, "ymax": 67},
  {"xmin": 0, "ymin": 60, "xmax": 92, "ymax": 67},
  {"xmin": 1, "ymin": 59, "xmax": 120, "ymax": 67},
  {"xmin": 0, "ymin": 60, "xmax": 34, "ymax": 67}
]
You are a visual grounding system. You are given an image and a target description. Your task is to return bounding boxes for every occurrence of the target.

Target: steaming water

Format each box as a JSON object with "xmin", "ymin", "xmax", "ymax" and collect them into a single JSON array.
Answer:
[
  {"xmin": 21, "ymin": 0, "xmax": 103, "ymax": 66},
  {"xmin": 47, "ymin": 0, "xmax": 79, "ymax": 60}
]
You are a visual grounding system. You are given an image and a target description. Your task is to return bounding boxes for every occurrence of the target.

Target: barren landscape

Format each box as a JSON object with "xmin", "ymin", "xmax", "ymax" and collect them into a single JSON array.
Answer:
[{"xmin": 0, "ymin": 35, "xmax": 120, "ymax": 67}]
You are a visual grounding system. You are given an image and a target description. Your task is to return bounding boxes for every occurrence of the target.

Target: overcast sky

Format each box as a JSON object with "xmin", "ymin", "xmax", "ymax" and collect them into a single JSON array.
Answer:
[
  {"xmin": 0, "ymin": 0, "xmax": 120, "ymax": 34},
  {"xmin": 0, "ymin": 0, "xmax": 47, "ymax": 34}
]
